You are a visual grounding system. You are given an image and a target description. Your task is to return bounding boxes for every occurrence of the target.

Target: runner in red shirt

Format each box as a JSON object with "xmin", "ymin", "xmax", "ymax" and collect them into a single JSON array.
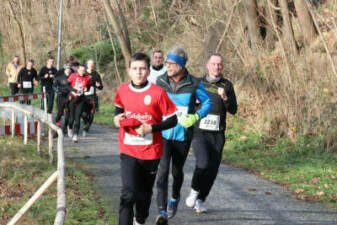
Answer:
[
  {"xmin": 114, "ymin": 53, "xmax": 177, "ymax": 225},
  {"xmin": 67, "ymin": 64, "xmax": 91, "ymax": 142}
]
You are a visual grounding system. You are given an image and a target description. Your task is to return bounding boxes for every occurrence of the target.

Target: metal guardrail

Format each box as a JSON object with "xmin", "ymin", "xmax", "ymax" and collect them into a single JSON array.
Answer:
[{"xmin": 0, "ymin": 102, "xmax": 66, "ymax": 225}]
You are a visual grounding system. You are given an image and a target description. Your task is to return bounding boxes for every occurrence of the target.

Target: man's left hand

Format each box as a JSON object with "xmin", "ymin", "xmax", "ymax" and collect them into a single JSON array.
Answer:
[{"xmin": 135, "ymin": 124, "xmax": 152, "ymax": 135}]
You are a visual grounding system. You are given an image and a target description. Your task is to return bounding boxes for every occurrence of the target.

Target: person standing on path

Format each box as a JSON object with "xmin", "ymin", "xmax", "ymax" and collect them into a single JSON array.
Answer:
[
  {"xmin": 82, "ymin": 59, "xmax": 103, "ymax": 136},
  {"xmin": 148, "ymin": 50, "xmax": 166, "ymax": 84},
  {"xmin": 185, "ymin": 53, "xmax": 237, "ymax": 213},
  {"xmin": 39, "ymin": 56, "xmax": 57, "ymax": 113},
  {"xmin": 155, "ymin": 46, "xmax": 213, "ymax": 225},
  {"xmin": 17, "ymin": 59, "xmax": 38, "ymax": 105},
  {"xmin": 67, "ymin": 64, "xmax": 91, "ymax": 143},
  {"xmin": 114, "ymin": 52, "xmax": 178, "ymax": 225},
  {"xmin": 5, "ymin": 56, "xmax": 23, "ymax": 95}
]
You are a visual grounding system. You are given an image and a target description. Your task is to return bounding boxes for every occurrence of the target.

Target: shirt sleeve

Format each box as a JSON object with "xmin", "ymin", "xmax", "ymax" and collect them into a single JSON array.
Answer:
[
  {"xmin": 114, "ymin": 87, "xmax": 124, "ymax": 109},
  {"xmin": 67, "ymin": 73, "xmax": 74, "ymax": 83},
  {"xmin": 195, "ymin": 82, "xmax": 213, "ymax": 119},
  {"xmin": 159, "ymin": 89, "xmax": 177, "ymax": 118},
  {"xmin": 223, "ymin": 81, "xmax": 237, "ymax": 115}
]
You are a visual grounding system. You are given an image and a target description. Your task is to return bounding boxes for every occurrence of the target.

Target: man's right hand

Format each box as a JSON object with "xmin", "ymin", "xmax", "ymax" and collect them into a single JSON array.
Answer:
[
  {"xmin": 44, "ymin": 74, "xmax": 49, "ymax": 78},
  {"xmin": 18, "ymin": 84, "xmax": 21, "ymax": 88},
  {"xmin": 114, "ymin": 113, "xmax": 125, "ymax": 128}
]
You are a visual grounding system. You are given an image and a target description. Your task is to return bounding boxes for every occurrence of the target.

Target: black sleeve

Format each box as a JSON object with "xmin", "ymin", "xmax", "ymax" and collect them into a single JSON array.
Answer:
[
  {"xmin": 17, "ymin": 68, "xmax": 24, "ymax": 84},
  {"xmin": 96, "ymin": 73, "xmax": 104, "ymax": 90},
  {"xmin": 151, "ymin": 114, "xmax": 177, "ymax": 133},
  {"xmin": 223, "ymin": 82, "xmax": 237, "ymax": 115},
  {"xmin": 33, "ymin": 69, "xmax": 38, "ymax": 80},
  {"xmin": 38, "ymin": 67, "xmax": 45, "ymax": 81},
  {"xmin": 115, "ymin": 106, "xmax": 124, "ymax": 115}
]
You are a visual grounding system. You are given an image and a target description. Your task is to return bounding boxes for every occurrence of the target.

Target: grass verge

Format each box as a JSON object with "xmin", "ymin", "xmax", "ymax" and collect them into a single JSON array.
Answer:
[
  {"xmin": 224, "ymin": 116, "xmax": 337, "ymax": 208},
  {"xmin": 93, "ymin": 101, "xmax": 115, "ymax": 127},
  {"xmin": 0, "ymin": 136, "xmax": 117, "ymax": 224}
]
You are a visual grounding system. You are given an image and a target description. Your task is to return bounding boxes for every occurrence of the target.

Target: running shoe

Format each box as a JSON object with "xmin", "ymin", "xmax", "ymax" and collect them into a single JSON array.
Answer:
[
  {"xmin": 155, "ymin": 210, "xmax": 168, "ymax": 225},
  {"xmin": 167, "ymin": 198, "xmax": 179, "ymax": 219},
  {"xmin": 72, "ymin": 134, "xmax": 78, "ymax": 143},
  {"xmin": 82, "ymin": 130, "xmax": 87, "ymax": 137},
  {"xmin": 67, "ymin": 128, "xmax": 73, "ymax": 138},
  {"xmin": 185, "ymin": 189, "xmax": 199, "ymax": 208},
  {"xmin": 194, "ymin": 199, "xmax": 207, "ymax": 214},
  {"xmin": 133, "ymin": 217, "xmax": 145, "ymax": 225}
]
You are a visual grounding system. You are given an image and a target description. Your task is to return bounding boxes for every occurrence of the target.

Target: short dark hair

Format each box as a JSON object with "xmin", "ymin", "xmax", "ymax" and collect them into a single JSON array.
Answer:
[
  {"xmin": 152, "ymin": 50, "xmax": 163, "ymax": 57},
  {"xmin": 206, "ymin": 53, "xmax": 223, "ymax": 63},
  {"xmin": 47, "ymin": 56, "xmax": 55, "ymax": 61},
  {"xmin": 129, "ymin": 52, "xmax": 150, "ymax": 69},
  {"xmin": 27, "ymin": 59, "xmax": 34, "ymax": 64}
]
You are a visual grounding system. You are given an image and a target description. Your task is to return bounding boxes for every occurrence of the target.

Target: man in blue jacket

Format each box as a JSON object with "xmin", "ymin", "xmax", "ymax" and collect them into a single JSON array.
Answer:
[{"xmin": 155, "ymin": 46, "xmax": 212, "ymax": 225}]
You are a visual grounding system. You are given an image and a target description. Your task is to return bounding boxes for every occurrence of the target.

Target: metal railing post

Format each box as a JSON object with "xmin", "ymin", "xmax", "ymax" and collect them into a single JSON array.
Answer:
[
  {"xmin": 11, "ymin": 109, "xmax": 16, "ymax": 137},
  {"xmin": 24, "ymin": 114, "xmax": 28, "ymax": 145}
]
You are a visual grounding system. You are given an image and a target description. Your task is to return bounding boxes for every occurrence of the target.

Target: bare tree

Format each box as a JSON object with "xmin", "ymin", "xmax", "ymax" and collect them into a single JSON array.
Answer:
[
  {"xmin": 294, "ymin": 0, "xmax": 317, "ymax": 45},
  {"xmin": 242, "ymin": 0, "xmax": 263, "ymax": 52},
  {"xmin": 263, "ymin": 0, "xmax": 279, "ymax": 50},
  {"xmin": 279, "ymin": 0, "xmax": 298, "ymax": 54},
  {"xmin": 102, "ymin": 0, "xmax": 131, "ymax": 71},
  {"xmin": 7, "ymin": 0, "xmax": 26, "ymax": 64}
]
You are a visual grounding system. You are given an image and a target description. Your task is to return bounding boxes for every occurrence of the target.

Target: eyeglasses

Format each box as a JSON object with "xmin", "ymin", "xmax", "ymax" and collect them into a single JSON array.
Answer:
[{"xmin": 165, "ymin": 61, "xmax": 178, "ymax": 66}]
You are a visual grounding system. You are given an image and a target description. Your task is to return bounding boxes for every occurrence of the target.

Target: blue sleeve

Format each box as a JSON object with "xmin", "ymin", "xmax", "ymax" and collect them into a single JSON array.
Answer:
[{"xmin": 195, "ymin": 82, "xmax": 212, "ymax": 119}]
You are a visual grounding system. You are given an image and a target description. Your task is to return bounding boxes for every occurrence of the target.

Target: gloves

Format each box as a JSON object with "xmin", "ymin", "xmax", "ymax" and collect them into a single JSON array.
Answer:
[
  {"xmin": 179, "ymin": 113, "xmax": 200, "ymax": 128},
  {"xmin": 119, "ymin": 118, "xmax": 142, "ymax": 135}
]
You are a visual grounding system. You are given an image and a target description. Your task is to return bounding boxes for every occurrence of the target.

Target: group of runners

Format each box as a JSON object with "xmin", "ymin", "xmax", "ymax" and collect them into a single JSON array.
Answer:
[
  {"xmin": 114, "ymin": 47, "xmax": 237, "ymax": 225},
  {"xmin": 5, "ymin": 55, "xmax": 103, "ymax": 142}
]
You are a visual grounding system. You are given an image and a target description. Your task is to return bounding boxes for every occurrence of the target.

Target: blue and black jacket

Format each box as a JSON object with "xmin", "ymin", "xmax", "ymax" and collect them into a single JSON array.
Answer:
[{"xmin": 156, "ymin": 70, "xmax": 212, "ymax": 142}]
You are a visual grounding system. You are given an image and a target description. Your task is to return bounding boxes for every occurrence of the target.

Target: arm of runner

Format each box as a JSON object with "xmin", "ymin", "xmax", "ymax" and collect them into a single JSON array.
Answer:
[
  {"xmin": 151, "ymin": 114, "xmax": 177, "ymax": 133},
  {"xmin": 223, "ymin": 82, "xmax": 237, "ymax": 115},
  {"xmin": 96, "ymin": 73, "xmax": 104, "ymax": 90},
  {"xmin": 195, "ymin": 82, "xmax": 213, "ymax": 119}
]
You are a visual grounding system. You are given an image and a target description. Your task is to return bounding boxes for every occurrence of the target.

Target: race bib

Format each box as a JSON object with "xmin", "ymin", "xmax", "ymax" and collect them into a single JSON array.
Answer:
[
  {"xmin": 23, "ymin": 81, "xmax": 32, "ymax": 88},
  {"xmin": 124, "ymin": 132, "xmax": 153, "ymax": 145},
  {"xmin": 176, "ymin": 106, "xmax": 188, "ymax": 122},
  {"xmin": 199, "ymin": 114, "xmax": 220, "ymax": 131}
]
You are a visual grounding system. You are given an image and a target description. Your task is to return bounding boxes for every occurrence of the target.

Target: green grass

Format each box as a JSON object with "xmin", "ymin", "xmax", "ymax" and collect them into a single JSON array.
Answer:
[
  {"xmin": 94, "ymin": 102, "xmax": 115, "ymax": 127},
  {"xmin": 224, "ymin": 116, "xmax": 337, "ymax": 208},
  {"xmin": 0, "ymin": 137, "xmax": 117, "ymax": 225}
]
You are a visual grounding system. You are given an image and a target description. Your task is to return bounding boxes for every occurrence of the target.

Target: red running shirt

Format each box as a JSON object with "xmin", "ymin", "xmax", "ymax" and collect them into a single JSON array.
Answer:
[
  {"xmin": 67, "ymin": 72, "xmax": 91, "ymax": 92},
  {"xmin": 115, "ymin": 82, "xmax": 177, "ymax": 160}
]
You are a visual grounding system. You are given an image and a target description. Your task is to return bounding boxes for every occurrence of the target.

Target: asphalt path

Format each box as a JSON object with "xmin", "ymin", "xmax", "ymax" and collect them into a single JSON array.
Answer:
[{"xmin": 63, "ymin": 124, "xmax": 337, "ymax": 225}]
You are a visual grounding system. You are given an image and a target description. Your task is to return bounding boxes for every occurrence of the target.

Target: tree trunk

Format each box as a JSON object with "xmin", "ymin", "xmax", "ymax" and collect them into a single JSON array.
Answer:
[
  {"xmin": 279, "ymin": 0, "xmax": 298, "ymax": 54},
  {"xmin": 242, "ymin": 0, "xmax": 263, "ymax": 52},
  {"xmin": 7, "ymin": 0, "xmax": 26, "ymax": 64},
  {"xmin": 264, "ymin": 0, "xmax": 278, "ymax": 50},
  {"xmin": 102, "ymin": 0, "xmax": 131, "ymax": 71},
  {"xmin": 294, "ymin": 0, "xmax": 317, "ymax": 45}
]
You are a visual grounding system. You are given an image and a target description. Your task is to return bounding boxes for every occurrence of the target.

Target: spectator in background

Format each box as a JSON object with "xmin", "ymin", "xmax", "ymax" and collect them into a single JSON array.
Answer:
[
  {"xmin": 17, "ymin": 59, "xmax": 38, "ymax": 105},
  {"xmin": 6, "ymin": 56, "xmax": 23, "ymax": 95},
  {"xmin": 39, "ymin": 56, "xmax": 57, "ymax": 113},
  {"xmin": 148, "ymin": 50, "xmax": 166, "ymax": 84}
]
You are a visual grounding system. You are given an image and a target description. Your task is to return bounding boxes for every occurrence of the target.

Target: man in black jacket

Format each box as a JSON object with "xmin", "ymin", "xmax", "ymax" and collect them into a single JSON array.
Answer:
[
  {"xmin": 17, "ymin": 59, "xmax": 38, "ymax": 105},
  {"xmin": 82, "ymin": 59, "xmax": 103, "ymax": 136},
  {"xmin": 54, "ymin": 64, "xmax": 72, "ymax": 134},
  {"xmin": 185, "ymin": 53, "xmax": 237, "ymax": 214},
  {"xmin": 39, "ymin": 57, "xmax": 57, "ymax": 113}
]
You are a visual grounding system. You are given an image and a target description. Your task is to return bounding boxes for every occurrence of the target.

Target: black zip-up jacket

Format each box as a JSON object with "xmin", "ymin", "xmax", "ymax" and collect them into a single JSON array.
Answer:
[
  {"xmin": 53, "ymin": 73, "xmax": 71, "ymax": 96},
  {"xmin": 38, "ymin": 66, "xmax": 57, "ymax": 91},
  {"xmin": 17, "ymin": 67, "xmax": 38, "ymax": 90},
  {"xmin": 194, "ymin": 75, "xmax": 237, "ymax": 132}
]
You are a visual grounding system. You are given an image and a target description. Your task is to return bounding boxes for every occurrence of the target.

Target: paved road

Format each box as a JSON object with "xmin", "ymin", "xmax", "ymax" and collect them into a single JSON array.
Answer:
[{"xmin": 64, "ymin": 124, "xmax": 337, "ymax": 225}]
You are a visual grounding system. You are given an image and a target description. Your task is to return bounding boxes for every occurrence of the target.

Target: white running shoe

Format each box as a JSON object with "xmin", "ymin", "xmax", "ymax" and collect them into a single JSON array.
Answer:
[
  {"xmin": 72, "ymin": 134, "xmax": 79, "ymax": 143},
  {"xmin": 185, "ymin": 189, "xmax": 199, "ymax": 208},
  {"xmin": 133, "ymin": 217, "xmax": 145, "ymax": 225},
  {"xmin": 67, "ymin": 128, "xmax": 73, "ymax": 138},
  {"xmin": 194, "ymin": 199, "xmax": 207, "ymax": 214}
]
